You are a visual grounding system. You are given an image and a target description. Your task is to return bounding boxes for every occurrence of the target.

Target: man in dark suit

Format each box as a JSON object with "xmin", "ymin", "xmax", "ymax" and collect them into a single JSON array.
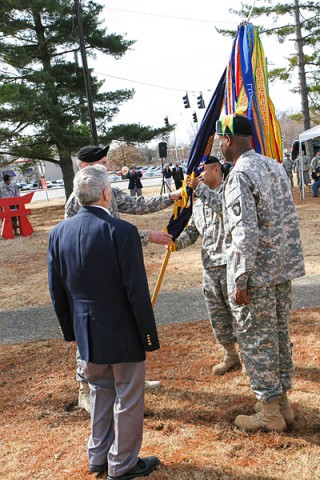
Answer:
[
  {"xmin": 171, "ymin": 162, "xmax": 184, "ymax": 189},
  {"xmin": 48, "ymin": 165, "xmax": 160, "ymax": 479},
  {"xmin": 127, "ymin": 165, "xmax": 143, "ymax": 196}
]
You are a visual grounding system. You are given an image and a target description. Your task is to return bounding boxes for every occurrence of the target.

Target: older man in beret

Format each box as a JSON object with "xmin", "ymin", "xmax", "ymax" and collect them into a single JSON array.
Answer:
[
  {"xmin": 214, "ymin": 114, "xmax": 305, "ymax": 432},
  {"xmin": 65, "ymin": 145, "xmax": 180, "ymax": 412}
]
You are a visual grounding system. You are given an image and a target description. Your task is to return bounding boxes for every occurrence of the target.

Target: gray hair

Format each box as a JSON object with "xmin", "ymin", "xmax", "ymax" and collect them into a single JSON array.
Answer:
[{"xmin": 74, "ymin": 164, "xmax": 111, "ymax": 205}]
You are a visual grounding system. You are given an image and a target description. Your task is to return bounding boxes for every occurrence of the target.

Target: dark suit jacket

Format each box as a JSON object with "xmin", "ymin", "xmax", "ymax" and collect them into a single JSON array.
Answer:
[
  {"xmin": 127, "ymin": 171, "xmax": 143, "ymax": 190},
  {"xmin": 172, "ymin": 167, "xmax": 184, "ymax": 188},
  {"xmin": 48, "ymin": 206, "xmax": 159, "ymax": 364}
]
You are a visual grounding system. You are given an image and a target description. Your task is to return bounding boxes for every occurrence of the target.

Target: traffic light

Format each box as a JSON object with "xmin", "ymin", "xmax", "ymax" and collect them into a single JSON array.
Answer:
[
  {"xmin": 182, "ymin": 93, "xmax": 190, "ymax": 108},
  {"xmin": 192, "ymin": 112, "xmax": 198, "ymax": 123},
  {"xmin": 164, "ymin": 116, "xmax": 169, "ymax": 127},
  {"xmin": 197, "ymin": 93, "xmax": 205, "ymax": 109}
]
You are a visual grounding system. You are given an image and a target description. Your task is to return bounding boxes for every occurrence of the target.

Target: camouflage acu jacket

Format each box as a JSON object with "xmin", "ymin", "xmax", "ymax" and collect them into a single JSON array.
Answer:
[
  {"xmin": 0, "ymin": 183, "xmax": 20, "ymax": 198},
  {"xmin": 65, "ymin": 187, "xmax": 172, "ymax": 246},
  {"xmin": 224, "ymin": 149, "xmax": 305, "ymax": 288},
  {"xmin": 175, "ymin": 182, "xmax": 226, "ymax": 269}
]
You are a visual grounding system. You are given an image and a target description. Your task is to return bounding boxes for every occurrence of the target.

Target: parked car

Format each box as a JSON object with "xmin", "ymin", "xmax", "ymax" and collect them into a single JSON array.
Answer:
[
  {"xmin": 108, "ymin": 174, "xmax": 120, "ymax": 182},
  {"xmin": 51, "ymin": 179, "xmax": 64, "ymax": 187},
  {"xmin": 16, "ymin": 182, "xmax": 28, "ymax": 190},
  {"xmin": 20, "ymin": 183, "xmax": 32, "ymax": 191}
]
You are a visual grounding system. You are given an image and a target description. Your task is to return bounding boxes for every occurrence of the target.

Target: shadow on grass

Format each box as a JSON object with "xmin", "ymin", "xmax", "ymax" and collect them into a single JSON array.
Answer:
[
  {"xmin": 145, "ymin": 385, "xmax": 320, "ymax": 447},
  {"xmin": 293, "ymin": 364, "xmax": 320, "ymax": 383}
]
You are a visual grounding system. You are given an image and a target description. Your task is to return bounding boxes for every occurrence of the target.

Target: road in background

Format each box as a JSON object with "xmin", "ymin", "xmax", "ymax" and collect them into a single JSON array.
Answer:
[{"xmin": 21, "ymin": 176, "xmax": 165, "ymax": 202}]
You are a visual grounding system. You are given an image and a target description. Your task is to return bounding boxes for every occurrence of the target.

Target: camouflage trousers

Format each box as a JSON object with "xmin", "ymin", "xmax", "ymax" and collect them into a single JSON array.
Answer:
[
  {"xmin": 203, "ymin": 266, "xmax": 236, "ymax": 345},
  {"xmin": 230, "ymin": 280, "xmax": 293, "ymax": 403},
  {"xmin": 76, "ymin": 347, "xmax": 87, "ymax": 383}
]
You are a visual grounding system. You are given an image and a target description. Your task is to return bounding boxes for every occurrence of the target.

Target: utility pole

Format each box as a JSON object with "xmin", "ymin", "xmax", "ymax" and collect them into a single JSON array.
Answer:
[
  {"xmin": 293, "ymin": 0, "xmax": 313, "ymax": 159},
  {"xmin": 74, "ymin": 0, "xmax": 98, "ymax": 145}
]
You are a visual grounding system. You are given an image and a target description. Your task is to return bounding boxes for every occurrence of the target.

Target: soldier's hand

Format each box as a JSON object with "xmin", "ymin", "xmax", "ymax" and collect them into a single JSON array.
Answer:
[
  {"xmin": 186, "ymin": 175, "xmax": 200, "ymax": 190},
  {"xmin": 148, "ymin": 230, "xmax": 173, "ymax": 245},
  {"xmin": 233, "ymin": 287, "xmax": 250, "ymax": 306},
  {"xmin": 169, "ymin": 190, "xmax": 182, "ymax": 201}
]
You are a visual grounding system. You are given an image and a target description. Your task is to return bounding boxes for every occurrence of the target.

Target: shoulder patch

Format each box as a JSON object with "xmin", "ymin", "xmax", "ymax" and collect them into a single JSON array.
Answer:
[{"xmin": 231, "ymin": 199, "xmax": 241, "ymax": 216}]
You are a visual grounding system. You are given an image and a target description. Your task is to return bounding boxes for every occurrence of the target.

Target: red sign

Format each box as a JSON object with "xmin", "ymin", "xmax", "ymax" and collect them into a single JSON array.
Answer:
[
  {"xmin": 41, "ymin": 179, "xmax": 47, "ymax": 190},
  {"xmin": 0, "ymin": 192, "xmax": 34, "ymax": 239}
]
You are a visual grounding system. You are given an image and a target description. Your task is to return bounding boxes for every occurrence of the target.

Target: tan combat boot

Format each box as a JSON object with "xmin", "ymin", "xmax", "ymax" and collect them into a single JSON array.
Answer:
[
  {"xmin": 254, "ymin": 392, "xmax": 294, "ymax": 425},
  {"xmin": 212, "ymin": 343, "xmax": 241, "ymax": 376},
  {"xmin": 235, "ymin": 399, "xmax": 286, "ymax": 432},
  {"xmin": 78, "ymin": 381, "xmax": 91, "ymax": 413}
]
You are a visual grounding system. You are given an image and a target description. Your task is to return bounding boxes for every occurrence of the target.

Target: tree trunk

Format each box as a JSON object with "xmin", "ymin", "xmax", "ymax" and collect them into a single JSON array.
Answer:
[
  {"xmin": 294, "ymin": 0, "xmax": 313, "ymax": 159},
  {"xmin": 57, "ymin": 148, "xmax": 75, "ymax": 200}
]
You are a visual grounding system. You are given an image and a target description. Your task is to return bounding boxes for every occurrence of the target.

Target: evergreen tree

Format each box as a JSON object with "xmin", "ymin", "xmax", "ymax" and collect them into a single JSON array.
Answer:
[{"xmin": 0, "ymin": 0, "xmax": 172, "ymax": 197}]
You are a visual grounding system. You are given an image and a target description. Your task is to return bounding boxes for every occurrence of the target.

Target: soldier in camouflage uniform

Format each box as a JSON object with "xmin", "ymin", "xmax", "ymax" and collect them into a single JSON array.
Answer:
[
  {"xmin": 66, "ymin": 145, "xmax": 180, "ymax": 412},
  {"xmin": 216, "ymin": 114, "xmax": 305, "ymax": 432},
  {"xmin": 0, "ymin": 174, "xmax": 20, "ymax": 232},
  {"xmin": 174, "ymin": 156, "xmax": 240, "ymax": 375}
]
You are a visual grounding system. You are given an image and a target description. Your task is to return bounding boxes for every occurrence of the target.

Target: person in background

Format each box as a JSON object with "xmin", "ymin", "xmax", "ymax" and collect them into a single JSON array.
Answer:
[
  {"xmin": 282, "ymin": 153, "xmax": 294, "ymax": 188},
  {"xmin": 128, "ymin": 165, "xmax": 143, "ymax": 197},
  {"xmin": 295, "ymin": 153, "xmax": 310, "ymax": 188},
  {"xmin": 0, "ymin": 174, "xmax": 20, "ymax": 233},
  {"xmin": 48, "ymin": 165, "xmax": 161, "ymax": 478},
  {"xmin": 171, "ymin": 162, "xmax": 185, "ymax": 189},
  {"xmin": 310, "ymin": 151, "xmax": 320, "ymax": 171},
  {"xmin": 216, "ymin": 113, "xmax": 305, "ymax": 432},
  {"xmin": 162, "ymin": 164, "xmax": 173, "ymax": 192},
  {"xmin": 311, "ymin": 164, "xmax": 320, "ymax": 197},
  {"xmin": 174, "ymin": 156, "xmax": 240, "ymax": 375},
  {"xmin": 65, "ymin": 145, "xmax": 181, "ymax": 412}
]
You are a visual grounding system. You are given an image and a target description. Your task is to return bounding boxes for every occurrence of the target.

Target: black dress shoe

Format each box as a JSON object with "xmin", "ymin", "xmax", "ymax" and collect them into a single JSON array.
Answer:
[
  {"xmin": 88, "ymin": 462, "xmax": 108, "ymax": 473},
  {"xmin": 107, "ymin": 456, "xmax": 160, "ymax": 479}
]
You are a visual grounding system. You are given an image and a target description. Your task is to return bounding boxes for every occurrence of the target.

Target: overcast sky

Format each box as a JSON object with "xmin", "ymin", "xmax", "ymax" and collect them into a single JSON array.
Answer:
[{"xmin": 93, "ymin": 0, "xmax": 299, "ymax": 145}]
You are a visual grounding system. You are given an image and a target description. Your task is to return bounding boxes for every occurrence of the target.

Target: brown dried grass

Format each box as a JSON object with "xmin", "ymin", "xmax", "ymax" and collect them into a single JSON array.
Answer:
[
  {"xmin": 1, "ymin": 310, "xmax": 320, "ymax": 479},
  {"xmin": 1, "ymin": 185, "xmax": 320, "ymax": 479}
]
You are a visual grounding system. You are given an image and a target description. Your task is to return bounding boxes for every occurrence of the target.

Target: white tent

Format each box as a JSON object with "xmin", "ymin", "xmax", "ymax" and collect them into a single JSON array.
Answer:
[
  {"xmin": 299, "ymin": 125, "xmax": 320, "ymax": 143},
  {"xmin": 298, "ymin": 125, "xmax": 320, "ymax": 199}
]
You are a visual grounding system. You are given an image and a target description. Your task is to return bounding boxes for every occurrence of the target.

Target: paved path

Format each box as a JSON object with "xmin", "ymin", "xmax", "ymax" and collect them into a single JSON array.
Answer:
[{"xmin": 1, "ymin": 275, "xmax": 319, "ymax": 345}]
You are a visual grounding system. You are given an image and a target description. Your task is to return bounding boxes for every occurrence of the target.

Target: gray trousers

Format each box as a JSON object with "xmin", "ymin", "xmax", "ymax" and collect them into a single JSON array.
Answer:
[
  {"xmin": 230, "ymin": 281, "xmax": 293, "ymax": 403},
  {"xmin": 130, "ymin": 187, "xmax": 142, "ymax": 197},
  {"xmin": 82, "ymin": 360, "xmax": 146, "ymax": 477}
]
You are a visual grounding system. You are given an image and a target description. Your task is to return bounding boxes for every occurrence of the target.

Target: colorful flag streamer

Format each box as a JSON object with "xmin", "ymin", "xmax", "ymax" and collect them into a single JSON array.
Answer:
[{"xmin": 166, "ymin": 23, "xmax": 282, "ymax": 241}]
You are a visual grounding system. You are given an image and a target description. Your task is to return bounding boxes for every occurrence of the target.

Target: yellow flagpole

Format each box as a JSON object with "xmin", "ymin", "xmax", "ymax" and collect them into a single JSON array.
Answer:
[{"xmin": 151, "ymin": 246, "xmax": 173, "ymax": 307}]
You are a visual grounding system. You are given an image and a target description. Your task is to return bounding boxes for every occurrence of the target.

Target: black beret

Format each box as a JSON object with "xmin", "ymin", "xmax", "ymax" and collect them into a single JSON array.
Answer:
[
  {"xmin": 204, "ymin": 156, "xmax": 221, "ymax": 166},
  {"xmin": 216, "ymin": 114, "xmax": 253, "ymax": 136},
  {"xmin": 3, "ymin": 174, "xmax": 11, "ymax": 181},
  {"xmin": 77, "ymin": 145, "xmax": 110, "ymax": 163}
]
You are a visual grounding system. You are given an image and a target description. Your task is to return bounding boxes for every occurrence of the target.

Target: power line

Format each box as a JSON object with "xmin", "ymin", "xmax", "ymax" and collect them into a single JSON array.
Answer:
[
  {"xmin": 95, "ymin": 71, "xmax": 213, "ymax": 93},
  {"xmin": 104, "ymin": 7, "xmax": 238, "ymax": 25}
]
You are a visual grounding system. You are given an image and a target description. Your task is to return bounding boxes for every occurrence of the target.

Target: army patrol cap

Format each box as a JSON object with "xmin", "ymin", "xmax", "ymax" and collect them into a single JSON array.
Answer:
[
  {"xmin": 77, "ymin": 145, "xmax": 110, "ymax": 163},
  {"xmin": 216, "ymin": 114, "xmax": 253, "ymax": 137}
]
